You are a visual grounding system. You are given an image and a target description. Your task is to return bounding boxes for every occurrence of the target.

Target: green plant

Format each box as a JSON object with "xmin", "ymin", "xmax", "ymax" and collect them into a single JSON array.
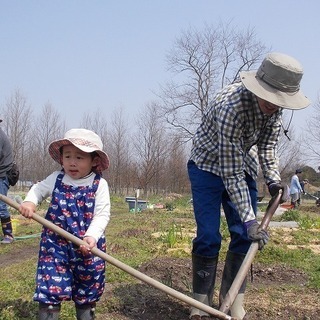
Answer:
[
  {"xmin": 161, "ymin": 223, "xmax": 182, "ymax": 248},
  {"xmin": 0, "ymin": 195, "xmax": 319, "ymax": 319},
  {"xmin": 181, "ymin": 274, "xmax": 192, "ymax": 293},
  {"xmin": 314, "ymin": 218, "xmax": 320, "ymax": 229},
  {"xmin": 280, "ymin": 209, "xmax": 300, "ymax": 222},
  {"xmin": 289, "ymin": 229, "xmax": 316, "ymax": 244},
  {"xmin": 165, "ymin": 202, "xmax": 175, "ymax": 211},
  {"xmin": 297, "ymin": 214, "xmax": 317, "ymax": 230},
  {"xmin": 220, "ymin": 217, "xmax": 229, "ymax": 240},
  {"xmin": 161, "ymin": 268, "xmax": 173, "ymax": 287}
]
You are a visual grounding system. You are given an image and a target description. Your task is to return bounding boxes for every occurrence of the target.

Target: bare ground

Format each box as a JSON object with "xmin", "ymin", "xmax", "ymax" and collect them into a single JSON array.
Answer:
[
  {"xmin": 1, "ymin": 237, "xmax": 319, "ymax": 319},
  {"xmin": 98, "ymin": 257, "xmax": 320, "ymax": 320}
]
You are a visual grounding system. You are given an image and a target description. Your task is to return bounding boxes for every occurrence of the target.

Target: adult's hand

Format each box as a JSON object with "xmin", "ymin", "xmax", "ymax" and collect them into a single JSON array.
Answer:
[
  {"xmin": 268, "ymin": 182, "xmax": 289, "ymax": 203},
  {"xmin": 244, "ymin": 220, "xmax": 269, "ymax": 250}
]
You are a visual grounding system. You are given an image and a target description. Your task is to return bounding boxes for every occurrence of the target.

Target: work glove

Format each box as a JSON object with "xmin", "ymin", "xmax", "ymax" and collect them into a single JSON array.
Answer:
[
  {"xmin": 244, "ymin": 219, "xmax": 269, "ymax": 250},
  {"xmin": 267, "ymin": 182, "xmax": 289, "ymax": 203}
]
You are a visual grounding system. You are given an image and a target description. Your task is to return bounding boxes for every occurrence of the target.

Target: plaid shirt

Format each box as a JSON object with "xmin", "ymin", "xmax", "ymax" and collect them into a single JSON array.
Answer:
[{"xmin": 190, "ymin": 82, "xmax": 282, "ymax": 222}]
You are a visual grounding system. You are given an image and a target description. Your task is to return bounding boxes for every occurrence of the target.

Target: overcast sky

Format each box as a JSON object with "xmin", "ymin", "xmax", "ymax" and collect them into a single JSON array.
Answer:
[{"xmin": 0, "ymin": 1, "xmax": 319, "ymax": 131}]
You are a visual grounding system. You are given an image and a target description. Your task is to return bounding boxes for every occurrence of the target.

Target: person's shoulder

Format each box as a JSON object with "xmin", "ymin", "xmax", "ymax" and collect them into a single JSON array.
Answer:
[
  {"xmin": 98, "ymin": 176, "xmax": 109, "ymax": 186},
  {"xmin": 95, "ymin": 175, "xmax": 109, "ymax": 189},
  {"xmin": 220, "ymin": 81, "xmax": 244, "ymax": 95},
  {"xmin": 226, "ymin": 82, "xmax": 254, "ymax": 102},
  {"xmin": 211, "ymin": 82, "xmax": 243, "ymax": 106},
  {"xmin": 41, "ymin": 171, "xmax": 62, "ymax": 183},
  {"xmin": 50, "ymin": 171, "xmax": 63, "ymax": 178}
]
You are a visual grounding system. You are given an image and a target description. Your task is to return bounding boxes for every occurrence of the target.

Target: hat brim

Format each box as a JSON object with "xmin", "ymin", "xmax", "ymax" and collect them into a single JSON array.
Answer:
[
  {"xmin": 49, "ymin": 138, "xmax": 110, "ymax": 172},
  {"xmin": 240, "ymin": 71, "xmax": 311, "ymax": 110}
]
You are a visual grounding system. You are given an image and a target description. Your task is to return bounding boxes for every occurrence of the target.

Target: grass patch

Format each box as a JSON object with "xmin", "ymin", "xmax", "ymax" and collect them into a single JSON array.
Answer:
[
  {"xmin": 257, "ymin": 244, "xmax": 320, "ymax": 288},
  {"xmin": 0, "ymin": 196, "xmax": 319, "ymax": 319},
  {"xmin": 279, "ymin": 209, "xmax": 300, "ymax": 222}
]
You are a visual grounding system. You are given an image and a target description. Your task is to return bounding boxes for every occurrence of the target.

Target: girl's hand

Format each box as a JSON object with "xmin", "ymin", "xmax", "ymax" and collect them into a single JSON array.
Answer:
[
  {"xmin": 19, "ymin": 202, "xmax": 36, "ymax": 219},
  {"xmin": 79, "ymin": 236, "xmax": 97, "ymax": 256}
]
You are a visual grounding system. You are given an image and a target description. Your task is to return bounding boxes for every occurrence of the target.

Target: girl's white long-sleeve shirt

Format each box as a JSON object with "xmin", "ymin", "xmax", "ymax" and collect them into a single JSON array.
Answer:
[{"xmin": 24, "ymin": 171, "xmax": 111, "ymax": 242}]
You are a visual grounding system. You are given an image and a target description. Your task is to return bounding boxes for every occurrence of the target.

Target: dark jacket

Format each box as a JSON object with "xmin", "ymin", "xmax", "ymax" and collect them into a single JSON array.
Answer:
[{"xmin": 0, "ymin": 128, "xmax": 13, "ymax": 178}]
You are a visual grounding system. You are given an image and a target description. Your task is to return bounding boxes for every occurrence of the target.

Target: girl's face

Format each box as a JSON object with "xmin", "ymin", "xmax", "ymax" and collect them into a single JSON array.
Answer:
[
  {"xmin": 61, "ymin": 145, "xmax": 98, "ymax": 179},
  {"xmin": 257, "ymin": 97, "xmax": 281, "ymax": 115}
]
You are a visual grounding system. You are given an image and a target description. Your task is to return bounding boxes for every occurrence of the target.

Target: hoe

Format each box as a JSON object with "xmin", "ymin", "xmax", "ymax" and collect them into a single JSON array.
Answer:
[{"xmin": 0, "ymin": 192, "xmax": 281, "ymax": 320}]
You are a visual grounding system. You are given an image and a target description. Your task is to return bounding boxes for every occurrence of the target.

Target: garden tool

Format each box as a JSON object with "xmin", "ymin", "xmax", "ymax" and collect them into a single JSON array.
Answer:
[
  {"xmin": 0, "ymin": 194, "xmax": 236, "ymax": 320},
  {"xmin": 219, "ymin": 251, "xmax": 247, "ymax": 319},
  {"xmin": 304, "ymin": 192, "xmax": 320, "ymax": 207},
  {"xmin": 219, "ymin": 192, "xmax": 282, "ymax": 315}
]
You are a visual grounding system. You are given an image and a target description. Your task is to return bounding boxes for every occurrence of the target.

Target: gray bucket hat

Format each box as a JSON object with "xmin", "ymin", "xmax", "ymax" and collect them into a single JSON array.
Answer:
[{"xmin": 240, "ymin": 52, "xmax": 310, "ymax": 110}]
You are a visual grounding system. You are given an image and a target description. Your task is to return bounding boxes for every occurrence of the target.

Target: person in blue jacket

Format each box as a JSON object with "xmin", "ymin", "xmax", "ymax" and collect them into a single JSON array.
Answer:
[{"xmin": 290, "ymin": 169, "xmax": 303, "ymax": 208}]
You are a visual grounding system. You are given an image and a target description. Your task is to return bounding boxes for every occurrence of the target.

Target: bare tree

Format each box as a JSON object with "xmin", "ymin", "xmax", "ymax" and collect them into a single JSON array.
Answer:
[
  {"xmin": 80, "ymin": 109, "xmax": 109, "ymax": 148},
  {"xmin": 132, "ymin": 102, "xmax": 170, "ymax": 195},
  {"xmin": 257, "ymin": 111, "xmax": 305, "ymax": 196},
  {"xmin": 27, "ymin": 102, "xmax": 66, "ymax": 181},
  {"xmin": 302, "ymin": 95, "xmax": 320, "ymax": 166},
  {"xmin": 1, "ymin": 89, "xmax": 33, "ymax": 184},
  {"xmin": 107, "ymin": 107, "xmax": 133, "ymax": 194},
  {"xmin": 159, "ymin": 22, "xmax": 268, "ymax": 140},
  {"xmin": 278, "ymin": 111, "xmax": 304, "ymax": 175},
  {"xmin": 163, "ymin": 134, "xmax": 189, "ymax": 193},
  {"xmin": 80, "ymin": 109, "xmax": 109, "ymax": 175}
]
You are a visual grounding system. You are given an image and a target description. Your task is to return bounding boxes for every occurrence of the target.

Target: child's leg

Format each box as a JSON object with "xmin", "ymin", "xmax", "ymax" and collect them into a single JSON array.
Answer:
[
  {"xmin": 38, "ymin": 303, "xmax": 61, "ymax": 320},
  {"xmin": 75, "ymin": 302, "xmax": 96, "ymax": 320}
]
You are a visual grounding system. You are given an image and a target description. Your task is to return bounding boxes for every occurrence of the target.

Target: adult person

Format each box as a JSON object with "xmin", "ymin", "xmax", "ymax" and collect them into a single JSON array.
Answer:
[
  {"xmin": 297, "ymin": 178, "xmax": 308, "ymax": 206},
  {"xmin": 300, "ymin": 179, "xmax": 308, "ymax": 193},
  {"xmin": 0, "ymin": 120, "xmax": 15, "ymax": 244},
  {"xmin": 290, "ymin": 169, "xmax": 303, "ymax": 208},
  {"xmin": 19, "ymin": 129, "xmax": 111, "ymax": 320},
  {"xmin": 187, "ymin": 52, "xmax": 310, "ymax": 320}
]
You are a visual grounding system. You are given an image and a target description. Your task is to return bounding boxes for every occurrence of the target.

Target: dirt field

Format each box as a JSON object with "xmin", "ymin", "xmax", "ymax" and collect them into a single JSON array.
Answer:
[{"xmin": 1, "ymin": 243, "xmax": 319, "ymax": 320}]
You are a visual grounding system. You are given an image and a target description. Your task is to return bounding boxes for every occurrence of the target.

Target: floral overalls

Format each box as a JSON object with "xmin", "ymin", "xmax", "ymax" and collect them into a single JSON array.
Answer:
[{"xmin": 34, "ymin": 173, "xmax": 106, "ymax": 305}]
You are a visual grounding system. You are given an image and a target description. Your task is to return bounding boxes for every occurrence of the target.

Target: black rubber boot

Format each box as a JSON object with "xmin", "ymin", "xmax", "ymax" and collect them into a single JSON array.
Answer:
[
  {"xmin": 1, "ymin": 216, "xmax": 13, "ymax": 238},
  {"xmin": 190, "ymin": 253, "xmax": 218, "ymax": 318},
  {"xmin": 75, "ymin": 303, "xmax": 96, "ymax": 320},
  {"xmin": 219, "ymin": 251, "xmax": 247, "ymax": 320},
  {"xmin": 38, "ymin": 303, "xmax": 61, "ymax": 320}
]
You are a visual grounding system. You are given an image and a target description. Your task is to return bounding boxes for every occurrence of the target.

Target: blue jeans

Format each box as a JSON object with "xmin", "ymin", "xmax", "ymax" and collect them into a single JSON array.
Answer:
[
  {"xmin": 0, "ymin": 177, "xmax": 10, "ymax": 219},
  {"xmin": 187, "ymin": 160, "xmax": 257, "ymax": 256}
]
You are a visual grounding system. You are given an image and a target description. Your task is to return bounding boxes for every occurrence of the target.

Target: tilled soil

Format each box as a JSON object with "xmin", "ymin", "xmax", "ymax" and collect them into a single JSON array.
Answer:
[
  {"xmin": 97, "ymin": 257, "xmax": 320, "ymax": 320},
  {"xmin": 1, "ymin": 242, "xmax": 319, "ymax": 319}
]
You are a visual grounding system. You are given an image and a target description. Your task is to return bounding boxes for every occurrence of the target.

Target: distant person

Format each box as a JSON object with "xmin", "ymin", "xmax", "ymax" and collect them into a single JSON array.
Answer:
[
  {"xmin": 187, "ymin": 53, "xmax": 309, "ymax": 319},
  {"xmin": 0, "ymin": 121, "xmax": 15, "ymax": 244},
  {"xmin": 300, "ymin": 179, "xmax": 308, "ymax": 193},
  {"xmin": 297, "ymin": 178, "xmax": 308, "ymax": 206},
  {"xmin": 19, "ymin": 128, "xmax": 111, "ymax": 320},
  {"xmin": 290, "ymin": 169, "xmax": 303, "ymax": 208}
]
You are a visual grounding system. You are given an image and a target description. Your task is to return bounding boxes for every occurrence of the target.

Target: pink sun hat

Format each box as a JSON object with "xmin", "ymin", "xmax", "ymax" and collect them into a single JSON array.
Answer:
[{"xmin": 49, "ymin": 128, "xmax": 110, "ymax": 173}]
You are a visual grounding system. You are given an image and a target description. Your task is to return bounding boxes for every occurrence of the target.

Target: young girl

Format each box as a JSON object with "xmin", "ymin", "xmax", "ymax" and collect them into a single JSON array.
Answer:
[{"xmin": 19, "ymin": 128, "xmax": 111, "ymax": 320}]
